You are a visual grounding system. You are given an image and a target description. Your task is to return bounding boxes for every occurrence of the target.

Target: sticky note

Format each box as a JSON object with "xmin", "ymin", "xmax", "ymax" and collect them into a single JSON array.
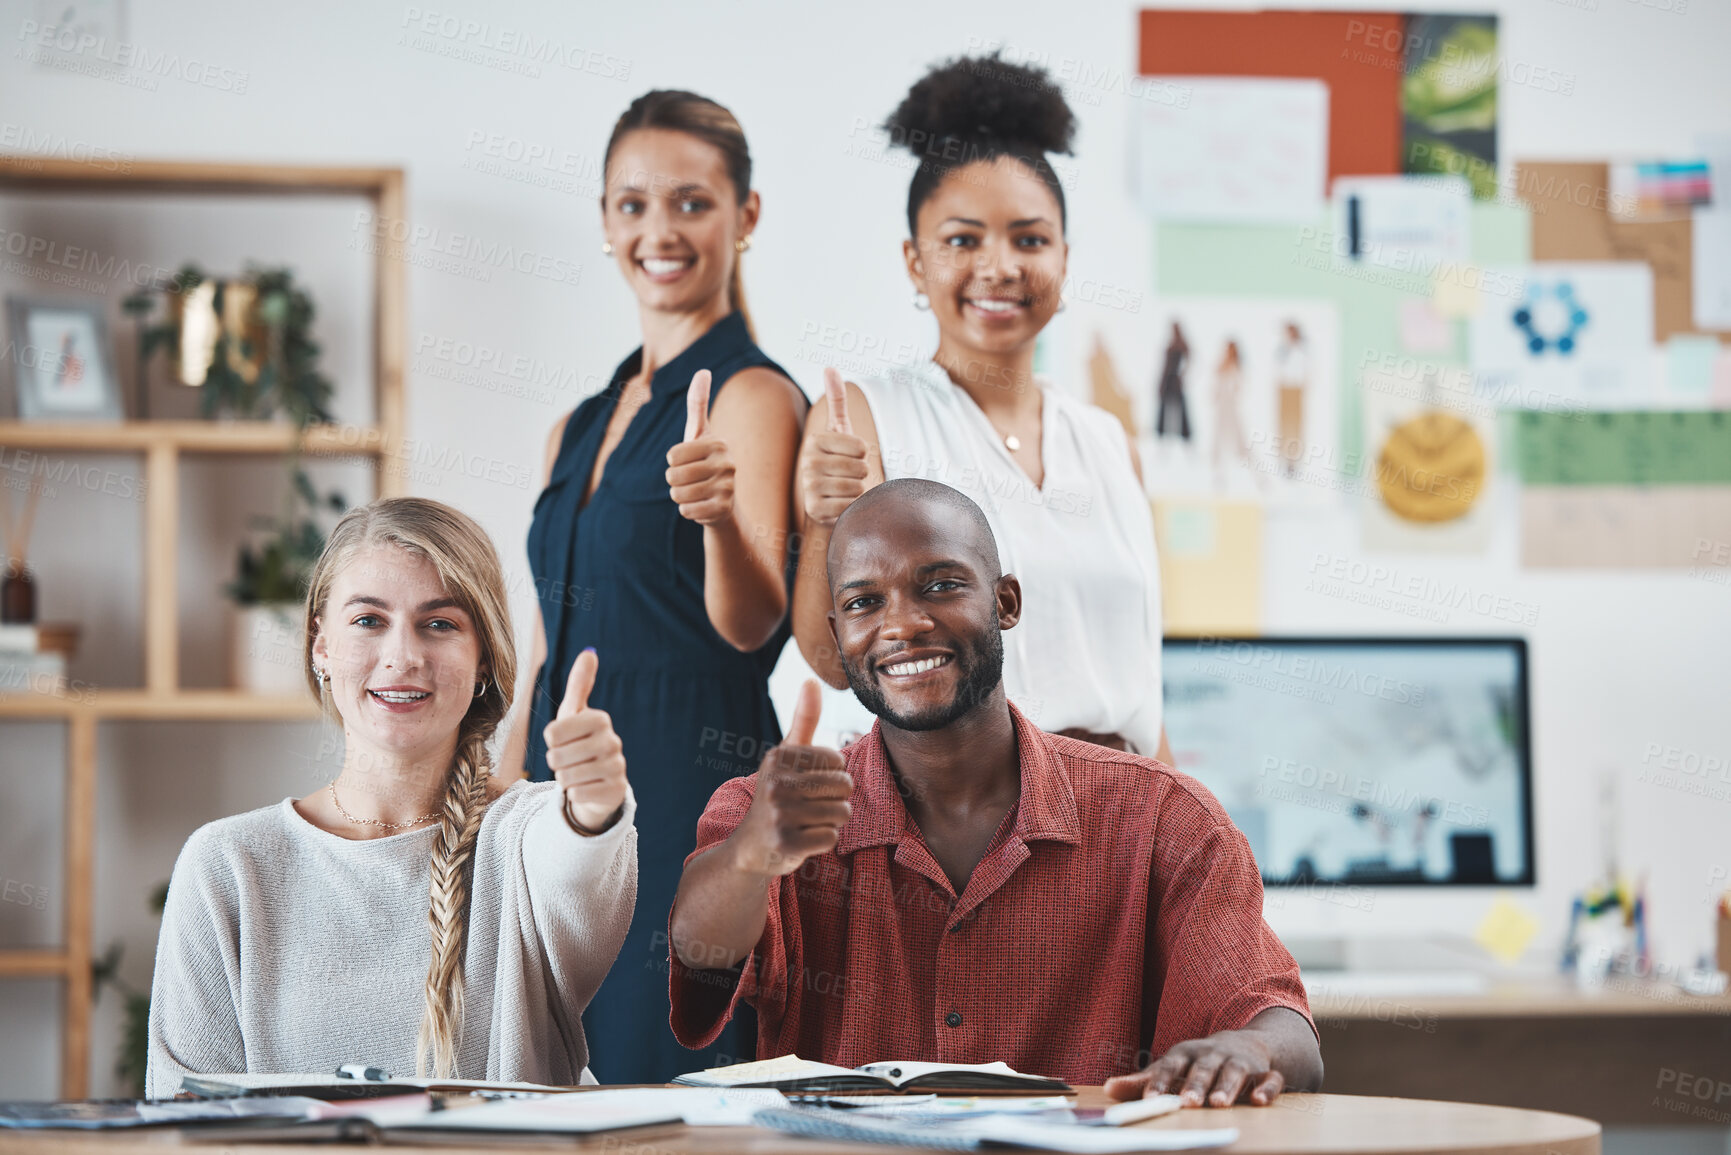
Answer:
[
  {"xmin": 1399, "ymin": 297, "xmax": 1454, "ymax": 353},
  {"xmin": 1475, "ymin": 897, "xmax": 1539, "ymax": 965},
  {"xmin": 1432, "ymin": 271, "xmax": 1482, "ymax": 318},
  {"xmin": 1165, "ymin": 506, "xmax": 1218, "ymax": 557},
  {"xmin": 1665, "ymin": 335, "xmax": 1722, "ymax": 399}
]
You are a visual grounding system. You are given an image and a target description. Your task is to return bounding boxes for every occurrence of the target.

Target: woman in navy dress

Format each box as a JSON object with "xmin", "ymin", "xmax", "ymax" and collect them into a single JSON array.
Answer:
[{"xmin": 500, "ymin": 90, "xmax": 806, "ymax": 1083}]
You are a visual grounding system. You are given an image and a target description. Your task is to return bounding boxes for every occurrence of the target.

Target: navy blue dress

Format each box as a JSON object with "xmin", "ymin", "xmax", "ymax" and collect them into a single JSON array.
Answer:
[{"xmin": 526, "ymin": 311, "xmax": 797, "ymax": 1083}]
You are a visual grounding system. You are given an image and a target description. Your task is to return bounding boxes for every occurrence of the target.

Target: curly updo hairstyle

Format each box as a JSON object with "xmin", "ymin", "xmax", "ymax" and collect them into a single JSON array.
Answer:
[{"xmin": 881, "ymin": 53, "xmax": 1077, "ymax": 238}]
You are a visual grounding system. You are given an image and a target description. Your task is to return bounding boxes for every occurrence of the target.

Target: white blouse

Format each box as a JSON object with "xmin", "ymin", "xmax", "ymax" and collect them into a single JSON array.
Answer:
[{"xmin": 855, "ymin": 361, "xmax": 1164, "ymax": 753}]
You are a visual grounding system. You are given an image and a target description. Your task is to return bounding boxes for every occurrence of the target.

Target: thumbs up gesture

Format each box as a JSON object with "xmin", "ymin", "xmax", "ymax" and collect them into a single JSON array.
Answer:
[
  {"xmin": 733, "ymin": 680, "xmax": 853, "ymax": 876},
  {"xmin": 542, "ymin": 648, "xmax": 628, "ymax": 833},
  {"xmin": 665, "ymin": 369, "xmax": 736, "ymax": 526},
  {"xmin": 798, "ymin": 367, "xmax": 870, "ymax": 527}
]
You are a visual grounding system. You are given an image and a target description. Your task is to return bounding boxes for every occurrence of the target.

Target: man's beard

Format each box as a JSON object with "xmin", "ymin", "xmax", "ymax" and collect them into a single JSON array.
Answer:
[{"xmin": 843, "ymin": 626, "xmax": 1005, "ymax": 731}]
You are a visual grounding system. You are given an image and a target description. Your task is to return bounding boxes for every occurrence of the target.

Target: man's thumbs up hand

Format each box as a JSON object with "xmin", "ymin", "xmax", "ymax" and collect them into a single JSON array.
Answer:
[
  {"xmin": 733, "ymin": 679, "xmax": 852, "ymax": 876},
  {"xmin": 797, "ymin": 368, "xmax": 870, "ymax": 528},
  {"xmin": 543, "ymin": 648, "xmax": 628, "ymax": 833},
  {"xmin": 667, "ymin": 369, "xmax": 737, "ymax": 527}
]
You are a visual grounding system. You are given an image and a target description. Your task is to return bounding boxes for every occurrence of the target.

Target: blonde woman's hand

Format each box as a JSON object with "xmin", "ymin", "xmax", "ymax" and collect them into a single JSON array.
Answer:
[{"xmin": 543, "ymin": 648, "xmax": 627, "ymax": 833}]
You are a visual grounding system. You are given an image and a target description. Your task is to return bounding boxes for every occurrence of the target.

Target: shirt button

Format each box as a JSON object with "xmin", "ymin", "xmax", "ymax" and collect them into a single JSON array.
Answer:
[{"xmin": 945, "ymin": 1011, "xmax": 963, "ymax": 1028}]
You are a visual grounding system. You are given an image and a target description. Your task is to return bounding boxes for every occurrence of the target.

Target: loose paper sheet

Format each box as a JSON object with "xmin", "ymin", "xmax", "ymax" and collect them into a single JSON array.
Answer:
[
  {"xmin": 1139, "ymin": 299, "xmax": 1341, "ymax": 503},
  {"xmin": 1469, "ymin": 262, "xmax": 1655, "ymax": 410},
  {"xmin": 1521, "ymin": 486, "xmax": 1731, "ymax": 568},
  {"xmin": 1087, "ymin": 331, "xmax": 1137, "ymax": 437},
  {"xmin": 1131, "ymin": 78, "xmax": 1328, "ymax": 225},
  {"xmin": 1515, "ymin": 409, "xmax": 1731, "ymax": 568},
  {"xmin": 1692, "ymin": 135, "xmax": 1731, "ymax": 330},
  {"xmin": 1332, "ymin": 175, "xmax": 1472, "ymax": 273},
  {"xmin": 1360, "ymin": 367, "xmax": 1494, "ymax": 553}
]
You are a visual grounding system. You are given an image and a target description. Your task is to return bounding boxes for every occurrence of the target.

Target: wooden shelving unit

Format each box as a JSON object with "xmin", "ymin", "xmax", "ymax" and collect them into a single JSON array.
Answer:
[{"xmin": 0, "ymin": 157, "xmax": 405, "ymax": 1097}]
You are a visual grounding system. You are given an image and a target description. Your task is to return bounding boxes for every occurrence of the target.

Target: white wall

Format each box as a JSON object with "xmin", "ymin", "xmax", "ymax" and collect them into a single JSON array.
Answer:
[{"xmin": 1, "ymin": 0, "xmax": 1728, "ymax": 1100}]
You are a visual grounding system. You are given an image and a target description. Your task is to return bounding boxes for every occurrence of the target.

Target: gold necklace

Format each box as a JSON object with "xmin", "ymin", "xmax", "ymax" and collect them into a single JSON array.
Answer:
[{"xmin": 328, "ymin": 781, "xmax": 440, "ymax": 831}]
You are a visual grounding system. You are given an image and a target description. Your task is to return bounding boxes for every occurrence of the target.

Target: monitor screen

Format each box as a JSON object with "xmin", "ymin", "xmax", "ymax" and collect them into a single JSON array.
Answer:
[{"xmin": 1161, "ymin": 637, "xmax": 1534, "ymax": 887}]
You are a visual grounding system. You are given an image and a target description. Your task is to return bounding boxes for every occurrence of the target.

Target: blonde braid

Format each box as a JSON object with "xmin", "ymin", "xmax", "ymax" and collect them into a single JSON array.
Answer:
[
  {"xmin": 415, "ymin": 732, "xmax": 492, "ymax": 1078},
  {"xmin": 301, "ymin": 497, "xmax": 518, "ymax": 1079}
]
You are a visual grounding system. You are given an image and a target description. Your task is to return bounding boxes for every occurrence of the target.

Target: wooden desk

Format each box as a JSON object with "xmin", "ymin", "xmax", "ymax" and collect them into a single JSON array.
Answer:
[
  {"xmin": 0, "ymin": 1092, "xmax": 1600, "ymax": 1155},
  {"xmin": 1308, "ymin": 977, "xmax": 1731, "ymax": 1126}
]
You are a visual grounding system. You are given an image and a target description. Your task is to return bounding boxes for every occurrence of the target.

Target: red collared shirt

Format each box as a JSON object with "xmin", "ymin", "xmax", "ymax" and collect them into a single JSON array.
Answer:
[{"xmin": 669, "ymin": 704, "xmax": 1314, "ymax": 1084}]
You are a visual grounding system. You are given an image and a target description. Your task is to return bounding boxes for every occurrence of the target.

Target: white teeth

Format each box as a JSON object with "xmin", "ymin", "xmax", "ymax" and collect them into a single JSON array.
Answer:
[
  {"xmin": 641, "ymin": 258, "xmax": 690, "ymax": 275},
  {"xmin": 882, "ymin": 656, "xmax": 949, "ymax": 676},
  {"xmin": 969, "ymin": 299, "xmax": 1019, "ymax": 313},
  {"xmin": 371, "ymin": 690, "xmax": 429, "ymax": 703}
]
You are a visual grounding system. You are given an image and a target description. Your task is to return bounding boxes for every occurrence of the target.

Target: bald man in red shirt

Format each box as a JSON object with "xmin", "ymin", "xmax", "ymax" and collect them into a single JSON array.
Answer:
[{"xmin": 668, "ymin": 478, "xmax": 1322, "ymax": 1105}]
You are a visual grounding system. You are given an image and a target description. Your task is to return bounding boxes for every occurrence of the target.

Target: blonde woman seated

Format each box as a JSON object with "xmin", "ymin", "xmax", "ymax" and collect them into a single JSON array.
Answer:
[{"xmin": 145, "ymin": 498, "xmax": 636, "ymax": 1097}]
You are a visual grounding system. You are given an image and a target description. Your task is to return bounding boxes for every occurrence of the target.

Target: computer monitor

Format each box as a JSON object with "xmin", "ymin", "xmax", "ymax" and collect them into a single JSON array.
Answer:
[{"xmin": 1161, "ymin": 637, "xmax": 1535, "ymax": 887}]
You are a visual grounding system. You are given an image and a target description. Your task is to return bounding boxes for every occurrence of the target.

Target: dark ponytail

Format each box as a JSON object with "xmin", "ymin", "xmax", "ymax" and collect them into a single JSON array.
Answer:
[
  {"xmin": 603, "ymin": 90, "xmax": 756, "ymax": 339},
  {"xmin": 882, "ymin": 53, "xmax": 1077, "ymax": 238}
]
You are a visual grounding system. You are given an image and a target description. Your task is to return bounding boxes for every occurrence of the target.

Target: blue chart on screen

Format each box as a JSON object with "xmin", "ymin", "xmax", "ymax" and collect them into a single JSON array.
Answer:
[{"xmin": 1161, "ymin": 638, "xmax": 1534, "ymax": 887}]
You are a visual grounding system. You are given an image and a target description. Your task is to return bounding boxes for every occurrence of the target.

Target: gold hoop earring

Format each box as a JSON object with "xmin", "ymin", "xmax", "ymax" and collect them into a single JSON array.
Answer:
[
  {"xmin": 735, "ymin": 236, "xmax": 751, "ymax": 253},
  {"xmin": 600, "ymin": 241, "xmax": 613, "ymax": 255}
]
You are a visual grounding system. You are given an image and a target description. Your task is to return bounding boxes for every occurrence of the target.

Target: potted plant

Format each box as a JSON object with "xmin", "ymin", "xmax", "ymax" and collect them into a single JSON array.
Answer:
[
  {"xmin": 124, "ymin": 263, "xmax": 336, "ymax": 424},
  {"xmin": 227, "ymin": 469, "xmax": 345, "ymax": 695}
]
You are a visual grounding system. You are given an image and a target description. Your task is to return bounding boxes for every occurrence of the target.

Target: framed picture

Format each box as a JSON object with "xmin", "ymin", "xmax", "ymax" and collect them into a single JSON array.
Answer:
[{"xmin": 5, "ymin": 296, "xmax": 125, "ymax": 422}]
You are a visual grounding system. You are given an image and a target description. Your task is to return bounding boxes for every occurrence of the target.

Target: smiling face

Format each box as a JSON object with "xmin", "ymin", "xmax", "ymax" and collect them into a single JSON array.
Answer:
[
  {"xmin": 601, "ymin": 127, "xmax": 757, "ymax": 315},
  {"xmin": 311, "ymin": 543, "xmax": 485, "ymax": 771},
  {"xmin": 827, "ymin": 493, "xmax": 1020, "ymax": 732},
  {"xmin": 904, "ymin": 155, "xmax": 1068, "ymax": 364}
]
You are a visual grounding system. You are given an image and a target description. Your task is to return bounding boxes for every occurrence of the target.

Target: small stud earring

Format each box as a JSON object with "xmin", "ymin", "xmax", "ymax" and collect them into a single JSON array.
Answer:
[
  {"xmin": 736, "ymin": 236, "xmax": 751, "ymax": 253},
  {"xmin": 912, "ymin": 292, "xmax": 931, "ymax": 311},
  {"xmin": 601, "ymin": 241, "xmax": 613, "ymax": 255},
  {"xmin": 1056, "ymin": 296, "xmax": 1068, "ymax": 313}
]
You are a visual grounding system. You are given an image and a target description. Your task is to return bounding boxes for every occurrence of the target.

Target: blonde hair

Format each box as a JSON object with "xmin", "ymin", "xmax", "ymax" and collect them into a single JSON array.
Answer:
[{"xmin": 302, "ymin": 497, "xmax": 517, "ymax": 1078}]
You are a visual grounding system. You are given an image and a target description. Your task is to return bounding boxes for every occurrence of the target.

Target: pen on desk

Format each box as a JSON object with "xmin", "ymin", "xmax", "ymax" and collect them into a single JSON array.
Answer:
[{"xmin": 336, "ymin": 1064, "xmax": 391, "ymax": 1081}]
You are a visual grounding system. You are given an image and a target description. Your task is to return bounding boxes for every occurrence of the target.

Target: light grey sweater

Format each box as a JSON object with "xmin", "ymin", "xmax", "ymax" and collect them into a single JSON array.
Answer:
[{"xmin": 145, "ymin": 781, "xmax": 636, "ymax": 1098}]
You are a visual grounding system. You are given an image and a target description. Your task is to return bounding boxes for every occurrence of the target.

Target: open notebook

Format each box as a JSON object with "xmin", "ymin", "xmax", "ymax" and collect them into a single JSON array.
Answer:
[{"xmin": 674, "ymin": 1055, "xmax": 1072, "ymax": 1095}]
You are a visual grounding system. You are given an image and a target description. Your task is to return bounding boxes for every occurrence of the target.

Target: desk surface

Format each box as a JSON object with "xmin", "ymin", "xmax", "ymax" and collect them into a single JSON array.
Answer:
[
  {"xmin": 1307, "ymin": 974, "xmax": 1731, "ymax": 1019},
  {"xmin": 0, "ymin": 1092, "xmax": 1601, "ymax": 1155}
]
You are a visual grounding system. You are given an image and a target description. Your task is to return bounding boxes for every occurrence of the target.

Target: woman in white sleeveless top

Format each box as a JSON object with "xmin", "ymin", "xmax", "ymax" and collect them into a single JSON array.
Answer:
[{"xmin": 791, "ymin": 55, "xmax": 1168, "ymax": 758}]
